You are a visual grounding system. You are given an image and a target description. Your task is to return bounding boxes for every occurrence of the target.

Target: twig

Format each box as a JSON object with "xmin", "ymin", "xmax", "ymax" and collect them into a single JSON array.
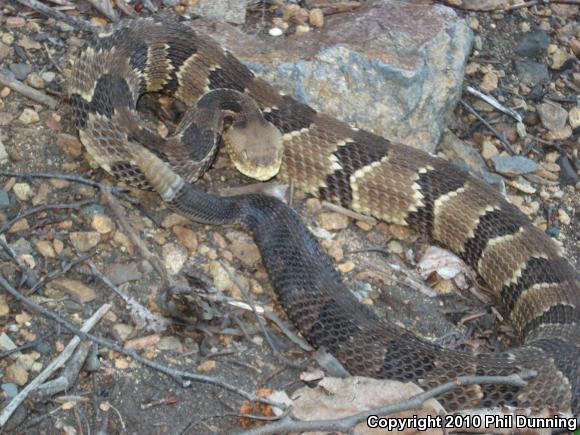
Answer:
[
  {"xmin": 100, "ymin": 189, "xmax": 172, "ymax": 286},
  {"xmin": 504, "ymin": 0, "xmax": 539, "ymax": 11},
  {"xmin": 33, "ymin": 341, "xmax": 92, "ymax": 399},
  {"xmin": 43, "ymin": 42, "xmax": 63, "ymax": 74},
  {"xmin": 0, "ymin": 276, "xmax": 284, "ymax": 410},
  {"xmin": 15, "ymin": 0, "xmax": 95, "ymax": 31},
  {"xmin": 0, "ymin": 332, "xmax": 53, "ymax": 359},
  {"xmin": 113, "ymin": 0, "xmax": 137, "ymax": 17},
  {"xmin": 237, "ymin": 371, "xmax": 537, "ymax": 435},
  {"xmin": 0, "ymin": 303, "xmax": 111, "ymax": 427},
  {"xmin": 0, "ymin": 72, "xmax": 59, "ymax": 109},
  {"xmin": 0, "ymin": 200, "xmax": 95, "ymax": 235},
  {"xmin": 459, "ymin": 100, "xmax": 516, "ymax": 155},
  {"xmin": 218, "ymin": 260, "xmax": 306, "ymax": 370},
  {"xmin": 0, "ymin": 237, "xmax": 39, "ymax": 288},
  {"xmin": 27, "ymin": 252, "xmax": 97, "ymax": 295},
  {"xmin": 0, "ymin": 171, "xmax": 127, "ymax": 193},
  {"xmin": 87, "ymin": 260, "xmax": 170, "ymax": 332},
  {"xmin": 263, "ymin": 311, "xmax": 313, "ymax": 352},
  {"xmin": 466, "ymin": 86, "xmax": 522, "ymax": 122},
  {"xmin": 141, "ymin": 0, "xmax": 157, "ymax": 12},
  {"xmin": 86, "ymin": 0, "xmax": 118, "ymax": 21},
  {"xmin": 506, "ymin": 0, "xmax": 580, "ymax": 9},
  {"xmin": 322, "ymin": 201, "xmax": 377, "ymax": 225}
]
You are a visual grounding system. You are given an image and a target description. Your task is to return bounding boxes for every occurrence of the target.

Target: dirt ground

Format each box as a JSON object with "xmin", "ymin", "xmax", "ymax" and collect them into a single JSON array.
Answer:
[{"xmin": 0, "ymin": 1, "xmax": 578, "ymax": 434}]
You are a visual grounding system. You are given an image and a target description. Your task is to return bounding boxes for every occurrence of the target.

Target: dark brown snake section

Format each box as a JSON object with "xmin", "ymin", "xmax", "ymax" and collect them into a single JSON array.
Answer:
[{"xmin": 69, "ymin": 17, "xmax": 580, "ymax": 414}]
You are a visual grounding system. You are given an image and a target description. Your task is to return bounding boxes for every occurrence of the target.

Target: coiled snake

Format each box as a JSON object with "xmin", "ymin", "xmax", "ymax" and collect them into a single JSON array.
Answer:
[{"xmin": 69, "ymin": 16, "xmax": 579, "ymax": 414}]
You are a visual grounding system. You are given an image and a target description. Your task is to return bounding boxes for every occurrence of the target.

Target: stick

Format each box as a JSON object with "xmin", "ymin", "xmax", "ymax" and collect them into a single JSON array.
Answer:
[
  {"xmin": 0, "ymin": 200, "xmax": 95, "ymax": 235},
  {"xmin": 15, "ymin": 0, "xmax": 95, "ymax": 31},
  {"xmin": 87, "ymin": 260, "xmax": 170, "ymax": 332},
  {"xmin": 0, "ymin": 276, "xmax": 284, "ymax": 410},
  {"xmin": 459, "ymin": 100, "xmax": 516, "ymax": 155},
  {"xmin": 466, "ymin": 86, "xmax": 522, "ymax": 122},
  {"xmin": 0, "ymin": 72, "xmax": 59, "ymax": 109},
  {"xmin": 33, "ymin": 341, "xmax": 92, "ymax": 399},
  {"xmin": 86, "ymin": 0, "xmax": 118, "ymax": 22},
  {"xmin": 0, "ymin": 304, "xmax": 111, "ymax": 427},
  {"xmin": 237, "ymin": 371, "xmax": 537, "ymax": 435},
  {"xmin": 322, "ymin": 200, "xmax": 377, "ymax": 225},
  {"xmin": 100, "ymin": 189, "xmax": 172, "ymax": 286},
  {"xmin": 0, "ymin": 237, "xmax": 39, "ymax": 288},
  {"xmin": 0, "ymin": 171, "xmax": 127, "ymax": 193}
]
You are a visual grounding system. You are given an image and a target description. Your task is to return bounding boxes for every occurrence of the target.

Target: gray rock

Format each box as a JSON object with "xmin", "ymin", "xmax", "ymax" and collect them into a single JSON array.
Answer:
[
  {"xmin": 186, "ymin": 0, "xmax": 248, "ymax": 24},
  {"xmin": 41, "ymin": 71, "xmax": 55, "ymax": 83},
  {"xmin": 0, "ymin": 138, "xmax": 8, "ymax": 164},
  {"xmin": 81, "ymin": 204, "xmax": 106, "ymax": 216},
  {"xmin": 558, "ymin": 155, "xmax": 578, "ymax": 186},
  {"xmin": 439, "ymin": 129, "xmax": 489, "ymax": 175},
  {"xmin": 199, "ymin": 0, "xmax": 472, "ymax": 152},
  {"xmin": 537, "ymin": 101, "xmax": 568, "ymax": 131},
  {"xmin": 34, "ymin": 341, "xmax": 51, "ymax": 355},
  {"xmin": 0, "ymin": 43, "xmax": 10, "ymax": 61},
  {"xmin": 0, "ymin": 190, "xmax": 9, "ymax": 208},
  {"xmin": 1, "ymin": 383, "xmax": 18, "ymax": 398},
  {"xmin": 8, "ymin": 63, "xmax": 31, "ymax": 80},
  {"xmin": 11, "ymin": 238, "xmax": 32, "ymax": 256},
  {"xmin": 104, "ymin": 262, "xmax": 143, "ymax": 285},
  {"xmin": 515, "ymin": 60, "xmax": 549, "ymax": 85},
  {"xmin": 491, "ymin": 155, "xmax": 538, "ymax": 176},
  {"xmin": 515, "ymin": 30, "xmax": 550, "ymax": 58}
]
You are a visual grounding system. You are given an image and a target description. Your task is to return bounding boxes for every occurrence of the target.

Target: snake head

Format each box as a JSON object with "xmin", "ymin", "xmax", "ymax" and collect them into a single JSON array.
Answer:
[{"xmin": 223, "ymin": 119, "xmax": 283, "ymax": 181}]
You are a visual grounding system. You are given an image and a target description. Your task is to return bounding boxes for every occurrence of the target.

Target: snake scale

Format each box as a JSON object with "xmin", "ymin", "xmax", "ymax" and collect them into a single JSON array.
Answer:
[{"xmin": 69, "ymin": 16, "xmax": 579, "ymax": 414}]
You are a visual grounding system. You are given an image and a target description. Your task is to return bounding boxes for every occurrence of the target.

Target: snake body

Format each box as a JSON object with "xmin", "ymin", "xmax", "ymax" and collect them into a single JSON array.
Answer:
[{"xmin": 69, "ymin": 17, "xmax": 579, "ymax": 414}]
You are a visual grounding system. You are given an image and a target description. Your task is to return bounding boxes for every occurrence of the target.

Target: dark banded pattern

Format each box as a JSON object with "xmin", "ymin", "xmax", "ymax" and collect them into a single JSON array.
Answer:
[{"xmin": 70, "ymin": 16, "xmax": 579, "ymax": 415}]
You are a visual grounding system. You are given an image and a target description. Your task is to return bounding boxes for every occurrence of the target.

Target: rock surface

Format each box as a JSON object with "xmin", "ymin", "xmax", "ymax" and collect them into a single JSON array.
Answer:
[
  {"xmin": 184, "ymin": 0, "xmax": 248, "ymax": 24},
  {"xmin": 198, "ymin": 0, "xmax": 473, "ymax": 151}
]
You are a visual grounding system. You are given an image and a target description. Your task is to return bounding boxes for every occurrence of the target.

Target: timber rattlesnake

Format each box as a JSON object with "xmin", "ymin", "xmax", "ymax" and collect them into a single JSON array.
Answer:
[{"xmin": 69, "ymin": 16, "xmax": 579, "ymax": 414}]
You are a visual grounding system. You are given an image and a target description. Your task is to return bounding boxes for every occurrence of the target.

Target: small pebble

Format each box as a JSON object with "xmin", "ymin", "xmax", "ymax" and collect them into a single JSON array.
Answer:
[
  {"xmin": 481, "ymin": 139, "xmax": 498, "ymax": 160},
  {"xmin": 12, "ymin": 183, "xmax": 32, "ymax": 200},
  {"xmin": 9, "ymin": 63, "xmax": 31, "ymax": 80},
  {"xmin": 558, "ymin": 209, "xmax": 571, "ymax": 225},
  {"xmin": 113, "ymin": 324, "xmax": 134, "ymax": 341},
  {"xmin": 568, "ymin": 107, "xmax": 580, "ymax": 129},
  {"xmin": 537, "ymin": 101, "xmax": 568, "ymax": 131},
  {"xmin": 41, "ymin": 71, "xmax": 56, "ymax": 83},
  {"xmin": 0, "ymin": 190, "xmax": 10, "ymax": 208},
  {"xmin": 5, "ymin": 363, "xmax": 28, "ymax": 386},
  {"xmin": 491, "ymin": 155, "xmax": 538, "ymax": 176},
  {"xmin": 550, "ymin": 48, "xmax": 572, "ymax": 69},
  {"xmin": 1, "ymin": 383, "xmax": 18, "ymax": 398},
  {"xmin": 338, "ymin": 261, "xmax": 355, "ymax": 273},
  {"xmin": 34, "ymin": 240, "xmax": 56, "ymax": 258},
  {"xmin": 269, "ymin": 27, "xmax": 283, "ymax": 37},
  {"xmin": 309, "ymin": 8, "xmax": 324, "ymax": 28},
  {"xmin": 296, "ymin": 24, "xmax": 310, "ymax": 34},
  {"xmin": 91, "ymin": 214, "xmax": 115, "ymax": 234},
  {"xmin": 18, "ymin": 108, "xmax": 39, "ymax": 124},
  {"xmin": 319, "ymin": 212, "xmax": 349, "ymax": 231},
  {"xmin": 25, "ymin": 72, "xmax": 44, "ymax": 89},
  {"xmin": 51, "ymin": 278, "xmax": 97, "ymax": 303},
  {"xmin": 69, "ymin": 231, "xmax": 101, "ymax": 252},
  {"xmin": 480, "ymin": 71, "xmax": 498, "ymax": 92},
  {"xmin": 0, "ymin": 43, "xmax": 9, "ymax": 61},
  {"xmin": 157, "ymin": 336, "xmax": 182, "ymax": 352},
  {"xmin": 162, "ymin": 243, "xmax": 188, "ymax": 275}
]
